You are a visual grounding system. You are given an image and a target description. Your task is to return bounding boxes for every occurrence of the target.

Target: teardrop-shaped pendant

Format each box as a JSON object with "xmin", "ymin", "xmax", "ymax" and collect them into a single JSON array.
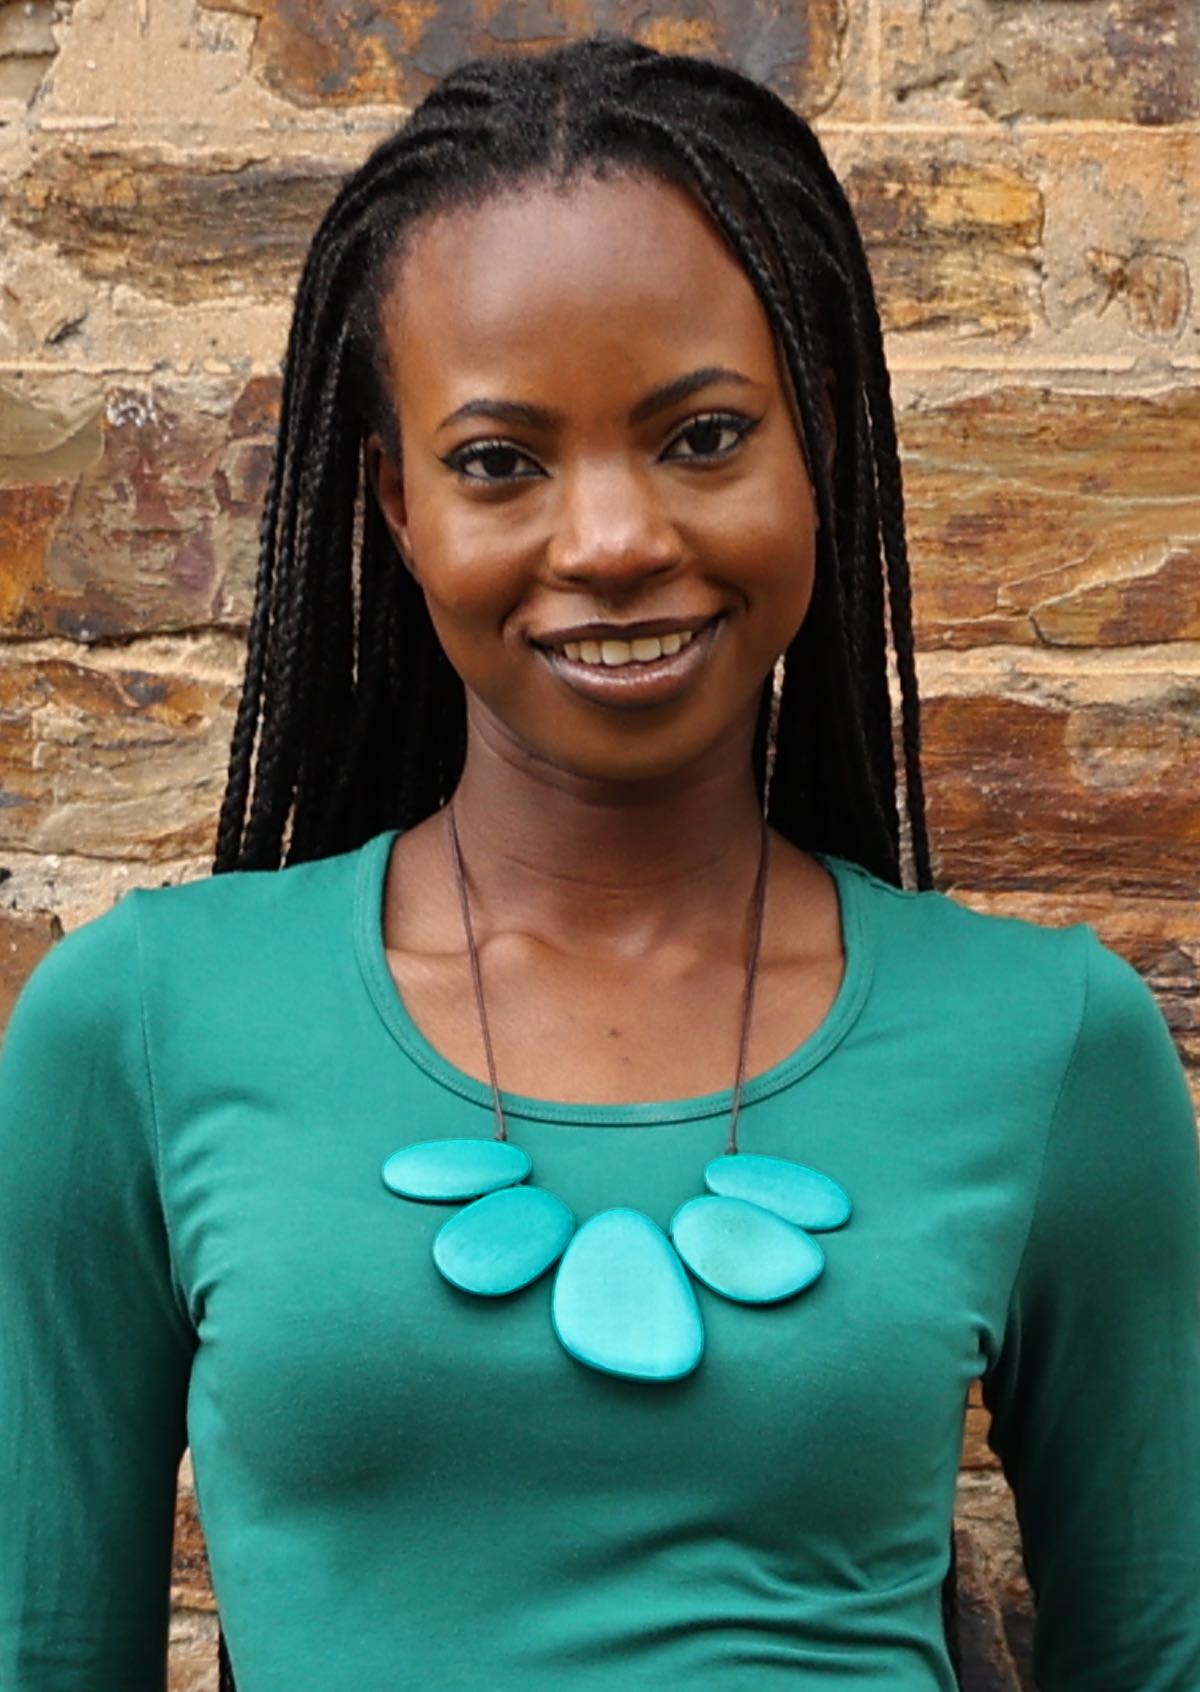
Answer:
[
  {"xmin": 551, "ymin": 1208, "xmax": 704, "ymax": 1382},
  {"xmin": 433, "ymin": 1186, "xmax": 575, "ymax": 1296},
  {"xmin": 705, "ymin": 1153, "xmax": 851, "ymax": 1232},
  {"xmin": 381, "ymin": 1138, "xmax": 531, "ymax": 1203}
]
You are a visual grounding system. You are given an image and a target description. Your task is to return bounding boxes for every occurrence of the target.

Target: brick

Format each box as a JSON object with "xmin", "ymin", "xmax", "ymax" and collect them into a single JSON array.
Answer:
[
  {"xmin": 901, "ymin": 387, "xmax": 1200, "ymax": 651},
  {"xmin": 881, "ymin": 0, "xmax": 1199, "ymax": 126},
  {"xmin": 921, "ymin": 655, "xmax": 1200, "ymax": 899},
  {"xmin": 10, "ymin": 147, "xmax": 346, "ymax": 306},
  {"xmin": 0, "ymin": 377, "xmax": 275, "ymax": 642},
  {"xmin": 840, "ymin": 156, "xmax": 1043, "ymax": 339},
  {"xmin": 0, "ymin": 639, "xmax": 240, "ymax": 861},
  {"xmin": 197, "ymin": 0, "xmax": 848, "ymax": 112}
]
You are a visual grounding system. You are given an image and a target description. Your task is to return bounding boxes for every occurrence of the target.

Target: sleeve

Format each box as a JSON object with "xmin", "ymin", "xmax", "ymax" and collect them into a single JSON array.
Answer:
[
  {"xmin": 982, "ymin": 925, "xmax": 1200, "ymax": 1691},
  {"xmin": 0, "ymin": 893, "xmax": 196, "ymax": 1691}
]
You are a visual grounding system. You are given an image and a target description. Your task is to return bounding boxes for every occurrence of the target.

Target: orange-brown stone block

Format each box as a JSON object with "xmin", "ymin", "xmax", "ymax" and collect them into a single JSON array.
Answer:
[
  {"xmin": 883, "ymin": 0, "xmax": 1199, "ymax": 125},
  {"xmin": 0, "ymin": 378, "xmax": 278, "ymax": 642},
  {"xmin": 196, "ymin": 0, "xmax": 847, "ymax": 111},
  {"xmin": 923, "ymin": 682, "xmax": 1199, "ymax": 899},
  {"xmin": 901, "ymin": 387, "xmax": 1200, "ymax": 651},
  {"xmin": 0, "ymin": 907, "xmax": 61, "ymax": 1031},
  {"xmin": 0, "ymin": 644, "xmax": 239, "ymax": 860},
  {"xmin": 842, "ymin": 158, "xmax": 1043, "ymax": 339},
  {"xmin": 962, "ymin": 1380, "xmax": 999, "ymax": 1473},
  {"xmin": 172, "ymin": 1477, "xmax": 216, "ymax": 1614}
]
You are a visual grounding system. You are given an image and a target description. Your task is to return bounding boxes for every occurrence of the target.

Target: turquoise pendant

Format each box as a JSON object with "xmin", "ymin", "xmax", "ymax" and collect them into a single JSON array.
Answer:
[
  {"xmin": 381, "ymin": 1138, "xmax": 531, "ymax": 1202},
  {"xmin": 383, "ymin": 1138, "xmax": 851, "ymax": 1382},
  {"xmin": 705, "ymin": 1152, "xmax": 851, "ymax": 1231},
  {"xmin": 551, "ymin": 1209, "xmax": 704, "ymax": 1382},
  {"xmin": 433, "ymin": 1186, "xmax": 575, "ymax": 1296},
  {"xmin": 670, "ymin": 1194, "xmax": 825, "ymax": 1303}
]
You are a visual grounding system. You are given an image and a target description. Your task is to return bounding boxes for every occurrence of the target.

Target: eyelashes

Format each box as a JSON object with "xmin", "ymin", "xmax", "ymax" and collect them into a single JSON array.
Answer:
[{"xmin": 440, "ymin": 410, "xmax": 763, "ymax": 486}]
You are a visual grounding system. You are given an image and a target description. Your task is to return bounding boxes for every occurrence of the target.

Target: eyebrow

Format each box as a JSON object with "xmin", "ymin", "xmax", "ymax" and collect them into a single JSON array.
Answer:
[{"xmin": 434, "ymin": 365, "xmax": 756, "ymax": 434}]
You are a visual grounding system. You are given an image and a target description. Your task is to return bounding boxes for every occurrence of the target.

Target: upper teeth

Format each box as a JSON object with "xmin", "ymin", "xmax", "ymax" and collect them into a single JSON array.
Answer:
[{"xmin": 560, "ymin": 630, "xmax": 697, "ymax": 667}]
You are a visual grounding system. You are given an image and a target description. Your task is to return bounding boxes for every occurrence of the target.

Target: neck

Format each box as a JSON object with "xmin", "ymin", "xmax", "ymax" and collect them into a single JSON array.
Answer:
[{"xmin": 447, "ymin": 705, "xmax": 767, "ymax": 957}]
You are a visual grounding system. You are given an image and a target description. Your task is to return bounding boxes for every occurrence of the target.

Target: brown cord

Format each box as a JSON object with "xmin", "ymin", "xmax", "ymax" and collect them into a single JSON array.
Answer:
[{"xmin": 444, "ymin": 802, "xmax": 771, "ymax": 1157}]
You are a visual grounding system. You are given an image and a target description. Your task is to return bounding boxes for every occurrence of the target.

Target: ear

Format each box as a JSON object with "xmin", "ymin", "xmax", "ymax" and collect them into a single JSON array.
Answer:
[{"xmin": 364, "ymin": 432, "xmax": 416, "ymax": 575}]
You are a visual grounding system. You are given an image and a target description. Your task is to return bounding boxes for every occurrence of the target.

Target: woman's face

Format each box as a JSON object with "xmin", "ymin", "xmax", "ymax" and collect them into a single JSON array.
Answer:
[{"xmin": 369, "ymin": 170, "xmax": 827, "ymax": 788}]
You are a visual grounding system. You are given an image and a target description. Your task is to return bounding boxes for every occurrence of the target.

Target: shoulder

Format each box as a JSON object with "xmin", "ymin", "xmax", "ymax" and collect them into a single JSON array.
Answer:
[
  {"xmin": 5, "ymin": 832, "xmax": 388, "ymax": 1049},
  {"xmin": 826, "ymin": 852, "xmax": 1092, "ymax": 1022},
  {"xmin": 124, "ymin": 830, "xmax": 388, "ymax": 987},
  {"xmin": 823, "ymin": 855, "xmax": 1191, "ymax": 1108}
]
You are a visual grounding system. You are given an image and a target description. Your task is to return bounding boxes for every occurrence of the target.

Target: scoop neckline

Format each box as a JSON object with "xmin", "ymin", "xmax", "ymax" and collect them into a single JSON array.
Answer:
[{"xmin": 353, "ymin": 828, "xmax": 875, "ymax": 1127}]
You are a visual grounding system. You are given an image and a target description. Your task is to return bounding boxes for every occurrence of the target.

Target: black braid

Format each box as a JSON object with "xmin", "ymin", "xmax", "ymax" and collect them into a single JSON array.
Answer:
[{"xmin": 212, "ymin": 36, "xmax": 948, "ymax": 1692}]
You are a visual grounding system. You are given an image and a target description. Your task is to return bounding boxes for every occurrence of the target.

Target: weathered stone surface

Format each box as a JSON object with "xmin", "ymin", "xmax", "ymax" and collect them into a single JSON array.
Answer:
[
  {"xmin": 1035, "ymin": 131, "xmax": 1199, "ymax": 349},
  {"xmin": 0, "ymin": 242, "xmax": 94, "ymax": 355},
  {"xmin": 0, "ymin": 636, "xmax": 241, "ymax": 860},
  {"xmin": 168, "ymin": 1608, "xmax": 220, "ymax": 1692},
  {"xmin": 842, "ymin": 157, "xmax": 1043, "ymax": 339},
  {"xmin": 882, "ymin": 0, "xmax": 1199, "ymax": 126},
  {"xmin": 901, "ymin": 388, "xmax": 1200, "ymax": 651},
  {"xmin": 172, "ymin": 1467, "xmax": 216, "ymax": 1613},
  {"xmin": 0, "ymin": 0, "xmax": 60, "ymax": 108},
  {"xmin": 197, "ymin": 0, "xmax": 849, "ymax": 113},
  {"xmin": 1085, "ymin": 248, "xmax": 1191, "ymax": 340},
  {"xmin": 0, "ymin": 906, "xmax": 61, "ymax": 1027},
  {"xmin": 0, "ymin": 377, "xmax": 276, "ymax": 641},
  {"xmin": 962, "ymin": 1380, "xmax": 998, "ymax": 1473},
  {"xmin": 955, "ymin": 1472, "xmax": 1033, "ymax": 1687},
  {"xmin": 9, "ymin": 148, "xmax": 346, "ymax": 305},
  {"xmin": 0, "ymin": 847, "xmax": 206, "ymax": 935},
  {"xmin": 954, "ymin": 1524, "xmax": 1026, "ymax": 1691},
  {"xmin": 920, "ymin": 651, "xmax": 1200, "ymax": 899}
]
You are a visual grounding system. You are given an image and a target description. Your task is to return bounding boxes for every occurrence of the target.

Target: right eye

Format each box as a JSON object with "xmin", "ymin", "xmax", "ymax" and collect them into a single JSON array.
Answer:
[{"xmin": 442, "ymin": 440, "xmax": 546, "ymax": 483}]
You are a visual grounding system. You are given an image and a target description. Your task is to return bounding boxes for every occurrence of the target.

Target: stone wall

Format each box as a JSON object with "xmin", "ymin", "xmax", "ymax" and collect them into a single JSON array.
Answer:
[{"xmin": 0, "ymin": 3, "xmax": 1196, "ymax": 1688}]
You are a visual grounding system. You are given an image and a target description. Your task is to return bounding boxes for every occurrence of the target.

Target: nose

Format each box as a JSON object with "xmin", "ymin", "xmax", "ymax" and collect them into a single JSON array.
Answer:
[{"xmin": 546, "ymin": 459, "xmax": 683, "ymax": 594}]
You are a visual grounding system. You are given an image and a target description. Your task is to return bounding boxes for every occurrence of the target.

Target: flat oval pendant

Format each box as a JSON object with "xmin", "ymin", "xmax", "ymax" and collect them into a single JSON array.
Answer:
[
  {"xmin": 670, "ymin": 1195, "xmax": 824, "ymax": 1303},
  {"xmin": 705, "ymin": 1153, "xmax": 851, "ymax": 1232},
  {"xmin": 433, "ymin": 1186, "xmax": 575, "ymax": 1297},
  {"xmin": 381, "ymin": 1138, "xmax": 531, "ymax": 1203},
  {"xmin": 551, "ymin": 1208, "xmax": 704, "ymax": 1383}
]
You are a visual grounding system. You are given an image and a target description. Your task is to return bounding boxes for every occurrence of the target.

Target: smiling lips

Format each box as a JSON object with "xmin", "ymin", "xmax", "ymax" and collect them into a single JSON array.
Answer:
[
  {"xmin": 557, "ymin": 629, "xmax": 696, "ymax": 668},
  {"xmin": 534, "ymin": 616, "xmax": 721, "ymax": 707}
]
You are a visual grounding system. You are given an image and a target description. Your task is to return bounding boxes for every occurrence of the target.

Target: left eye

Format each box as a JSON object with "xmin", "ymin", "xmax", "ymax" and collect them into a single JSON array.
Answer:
[
  {"xmin": 444, "ymin": 441, "xmax": 545, "ymax": 483},
  {"xmin": 662, "ymin": 413, "xmax": 757, "ymax": 462}
]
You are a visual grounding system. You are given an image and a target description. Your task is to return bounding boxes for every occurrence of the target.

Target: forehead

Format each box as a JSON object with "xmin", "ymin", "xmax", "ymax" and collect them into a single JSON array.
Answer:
[{"xmin": 378, "ymin": 172, "xmax": 781, "ymax": 410}]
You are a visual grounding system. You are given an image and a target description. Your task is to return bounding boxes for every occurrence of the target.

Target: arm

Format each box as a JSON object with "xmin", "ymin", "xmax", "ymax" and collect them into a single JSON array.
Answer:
[
  {"xmin": 983, "ymin": 927, "xmax": 1200, "ymax": 1690},
  {"xmin": 0, "ymin": 895, "xmax": 195, "ymax": 1691}
]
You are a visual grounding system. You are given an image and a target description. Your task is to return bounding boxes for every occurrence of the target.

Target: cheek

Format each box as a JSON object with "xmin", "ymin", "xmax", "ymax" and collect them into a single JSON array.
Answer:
[{"xmin": 403, "ymin": 482, "xmax": 525, "ymax": 638}]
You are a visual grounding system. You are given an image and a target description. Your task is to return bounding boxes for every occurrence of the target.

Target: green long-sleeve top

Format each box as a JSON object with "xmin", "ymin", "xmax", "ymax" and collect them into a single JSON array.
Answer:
[{"xmin": 2, "ymin": 829, "xmax": 1198, "ymax": 1691}]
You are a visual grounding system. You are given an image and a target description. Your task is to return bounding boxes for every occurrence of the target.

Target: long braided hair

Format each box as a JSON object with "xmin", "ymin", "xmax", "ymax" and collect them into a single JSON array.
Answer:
[{"xmin": 211, "ymin": 35, "xmax": 950, "ymax": 1691}]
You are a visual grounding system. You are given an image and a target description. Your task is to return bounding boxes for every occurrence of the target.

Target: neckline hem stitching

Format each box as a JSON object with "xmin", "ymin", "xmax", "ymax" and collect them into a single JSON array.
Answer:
[{"xmin": 353, "ymin": 828, "xmax": 875, "ymax": 1127}]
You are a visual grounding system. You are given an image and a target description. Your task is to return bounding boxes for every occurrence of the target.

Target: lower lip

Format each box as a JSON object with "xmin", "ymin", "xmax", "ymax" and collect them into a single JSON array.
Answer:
[{"xmin": 536, "ymin": 621, "xmax": 723, "ymax": 709}]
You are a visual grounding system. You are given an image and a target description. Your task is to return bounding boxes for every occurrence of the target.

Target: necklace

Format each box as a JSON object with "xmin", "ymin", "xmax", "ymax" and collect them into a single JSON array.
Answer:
[{"xmin": 381, "ymin": 804, "xmax": 852, "ymax": 1383}]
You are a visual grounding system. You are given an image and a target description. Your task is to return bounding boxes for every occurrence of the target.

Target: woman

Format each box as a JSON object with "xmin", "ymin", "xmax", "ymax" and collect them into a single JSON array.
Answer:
[{"xmin": 1, "ymin": 36, "xmax": 1197, "ymax": 1692}]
